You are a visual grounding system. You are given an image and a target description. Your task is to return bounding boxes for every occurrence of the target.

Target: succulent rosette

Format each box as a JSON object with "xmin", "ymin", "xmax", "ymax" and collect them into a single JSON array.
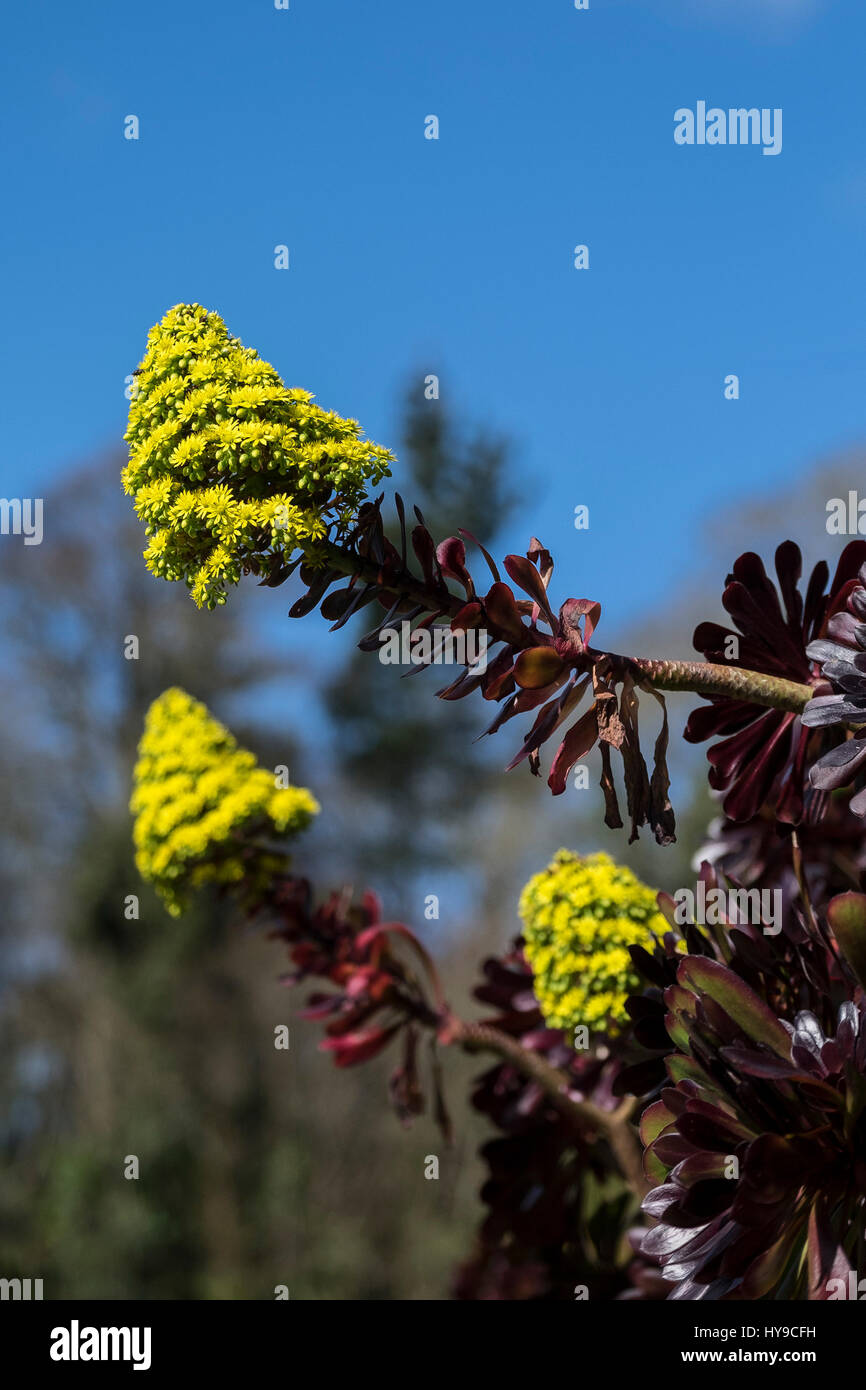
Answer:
[
  {"xmin": 684, "ymin": 540, "xmax": 866, "ymax": 824},
  {"xmin": 803, "ymin": 560, "xmax": 866, "ymax": 814},
  {"xmin": 696, "ymin": 798, "xmax": 866, "ymax": 930},
  {"xmin": 616, "ymin": 857, "xmax": 849, "ymax": 1098},
  {"xmin": 640, "ymin": 967, "xmax": 866, "ymax": 1300},
  {"xmin": 629, "ymin": 885, "xmax": 866, "ymax": 1300}
]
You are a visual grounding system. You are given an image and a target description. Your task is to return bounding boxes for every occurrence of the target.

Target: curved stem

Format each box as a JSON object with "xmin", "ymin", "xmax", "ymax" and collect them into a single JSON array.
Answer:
[
  {"xmin": 450, "ymin": 1018, "xmax": 649, "ymax": 1198},
  {"xmin": 790, "ymin": 830, "xmax": 819, "ymax": 938}
]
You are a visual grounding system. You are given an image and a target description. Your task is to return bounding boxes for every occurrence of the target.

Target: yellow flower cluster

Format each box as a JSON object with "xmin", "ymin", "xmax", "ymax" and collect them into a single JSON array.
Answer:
[
  {"xmin": 131, "ymin": 687, "xmax": 319, "ymax": 915},
  {"xmin": 123, "ymin": 304, "xmax": 393, "ymax": 608},
  {"xmin": 519, "ymin": 850, "xmax": 668, "ymax": 1038}
]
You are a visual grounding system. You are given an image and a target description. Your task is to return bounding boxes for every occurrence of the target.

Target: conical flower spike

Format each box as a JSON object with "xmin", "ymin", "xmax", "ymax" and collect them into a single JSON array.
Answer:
[
  {"xmin": 123, "ymin": 304, "xmax": 392, "ymax": 607},
  {"xmin": 131, "ymin": 687, "xmax": 318, "ymax": 914}
]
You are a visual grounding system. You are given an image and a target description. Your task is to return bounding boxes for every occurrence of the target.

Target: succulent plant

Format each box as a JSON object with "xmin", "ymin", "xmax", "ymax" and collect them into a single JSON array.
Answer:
[{"xmin": 684, "ymin": 541, "xmax": 866, "ymax": 824}]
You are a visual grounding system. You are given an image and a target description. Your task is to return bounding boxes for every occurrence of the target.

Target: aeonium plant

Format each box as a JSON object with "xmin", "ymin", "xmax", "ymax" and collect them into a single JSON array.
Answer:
[
  {"xmin": 123, "ymin": 304, "xmax": 866, "ymax": 1299},
  {"xmin": 125, "ymin": 305, "xmax": 866, "ymax": 837},
  {"xmin": 130, "ymin": 691, "xmax": 656, "ymax": 1297},
  {"xmin": 128, "ymin": 685, "xmax": 866, "ymax": 1300}
]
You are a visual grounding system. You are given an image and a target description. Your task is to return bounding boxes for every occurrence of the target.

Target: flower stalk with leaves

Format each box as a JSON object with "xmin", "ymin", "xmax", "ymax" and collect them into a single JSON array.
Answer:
[
  {"xmin": 122, "ymin": 304, "xmax": 866, "ymax": 1300},
  {"xmin": 124, "ymin": 307, "xmax": 840, "ymax": 846},
  {"xmin": 130, "ymin": 690, "xmax": 650, "ymax": 1207}
]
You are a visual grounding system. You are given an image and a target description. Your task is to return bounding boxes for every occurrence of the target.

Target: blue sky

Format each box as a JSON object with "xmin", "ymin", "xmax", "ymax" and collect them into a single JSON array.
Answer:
[{"xmin": 1, "ymin": 0, "xmax": 864, "ymax": 625}]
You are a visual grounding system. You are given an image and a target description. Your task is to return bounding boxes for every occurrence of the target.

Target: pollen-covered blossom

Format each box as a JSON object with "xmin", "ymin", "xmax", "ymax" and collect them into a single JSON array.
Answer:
[
  {"xmin": 519, "ymin": 850, "xmax": 668, "ymax": 1037},
  {"xmin": 123, "ymin": 304, "xmax": 393, "ymax": 607},
  {"xmin": 131, "ymin": 687, "xmax": 319, "ymax": 914}
]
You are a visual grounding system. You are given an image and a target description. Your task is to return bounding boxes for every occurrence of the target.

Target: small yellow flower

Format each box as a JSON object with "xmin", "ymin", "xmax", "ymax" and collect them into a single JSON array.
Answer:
[
  {"xmin": 131, "ymin": 687, "xmax": 319, "ymax": 915},
  {"xmin": 519, "ymin": 850, "xmax": 670, "ymax": 1039}
]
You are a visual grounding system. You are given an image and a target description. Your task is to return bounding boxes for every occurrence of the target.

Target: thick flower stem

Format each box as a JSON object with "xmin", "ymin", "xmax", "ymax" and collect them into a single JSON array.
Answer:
[
  {"xmin": 629, "ymin": 658, "xmax": 813, "ymax": 714},
  {"xmin": 450, "ymin": 1019, "xmax": 649, "ymax": 1198}
]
